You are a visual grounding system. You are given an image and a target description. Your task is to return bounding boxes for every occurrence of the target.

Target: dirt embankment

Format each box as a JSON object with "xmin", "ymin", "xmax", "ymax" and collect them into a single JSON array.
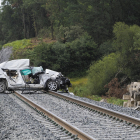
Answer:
[{"xmin": 30, "ymin": 38, "xmax": 56, "ymax": 47}]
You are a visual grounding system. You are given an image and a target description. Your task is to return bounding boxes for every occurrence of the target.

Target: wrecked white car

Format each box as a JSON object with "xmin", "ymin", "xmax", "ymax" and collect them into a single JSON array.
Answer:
[{"xmin": 0, "ymin": 59, "xmax": 72, "ymax": 93}]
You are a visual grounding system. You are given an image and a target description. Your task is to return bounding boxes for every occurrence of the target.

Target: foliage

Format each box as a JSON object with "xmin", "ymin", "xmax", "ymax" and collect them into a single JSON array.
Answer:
[
  {"xmin": 3, "ymin": 39, "xmax": 32, "ymax": 59},
  {"xmin": 56, "ymin": 25, "xmax": 84, "ymax": 43},
  {"xmin": 106, "ymin": 97, "xmax": 124, "ymax": 106},
  {"xmin": 0, "ymin": 0, "xmax": 49, "ymax": 44},
  {"xmin": 69, "ymin": 76, "xmax": 90, "ymax": 97},
  {"xmin": 90, "ymin": 95, "xmax": 102, "ymax": 101},
  {"xmin": 70, "ymin": 76, "xmax": 125, "ymax": 106},
  {"xmin": 64, "ymin": 26, "xmax": 84, "ymax": 42},
  {"xmin": 65, "ymin": 34, "xmax": 98, "ymax": 76},
  {"xmin": 99, "ymin": 40, "xmax": 115, "ymax": 56},
  {"xmin": 113, "ymin": 22, "xmax": 140, "ymax": 80},
  {"xmin": 69, "ymin": 77, "xmax": 87, "ymax": 95},
  {"xmin": 70, "ymin": 77, "xmax": 88, "ymax": 86},
  {"xmin": 3, "ymin": 39, "xmax": 32, "ymax": 50},
  {"xmin": 87, "ymin": 53, "xmax": 119, "ymax": 96},
  {"xmin": 1, "ymin": 0, "xmax": 140, "ymax": 46},
  {"xmin": 37, "ymin": 27, "xmax": 52, "ymax": 38},
  {"xmin": 30, "ymin": 34, "xmax": 98, "ymax": 77},
  {"xmin": 0, "ymin": 4, "xmax": 23, "ymax": 42}
]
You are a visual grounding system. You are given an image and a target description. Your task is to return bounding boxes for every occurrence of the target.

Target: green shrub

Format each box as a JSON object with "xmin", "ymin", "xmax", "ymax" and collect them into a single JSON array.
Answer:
[
  {"xmin": 112, "ymin": 22, "xmax": 140, "ymax": 80},
  {"xmin": 2, "ymin": 34, "xmax": 99, "ymax": 78},
  {"xmin": 65, "ymin": 33, "xmax": 99, "ymax": 76},
  {"xmin": 56, "ymin": 25, "xmax": 84, "ymax": 42},
  {"xmin": 31, "ymin": 34, "xmax": 98, "ymax": 77},
  {"xmin": 87, "ymin": 53, "xmax": 119, "ymax": 96},
  {"xmin": 99, "ymin": 40, "xmax": 115, "ymax": 56}
]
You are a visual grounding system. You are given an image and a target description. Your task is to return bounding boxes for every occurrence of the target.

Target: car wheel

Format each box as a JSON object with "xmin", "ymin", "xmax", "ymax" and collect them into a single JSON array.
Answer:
[
  {"xmin": 0, "ymin": 81, "xmax": 6, "ymax": 93},
  {"xmin": 47, "ymin": 81, "xmax": 58, "ymax": 91}
]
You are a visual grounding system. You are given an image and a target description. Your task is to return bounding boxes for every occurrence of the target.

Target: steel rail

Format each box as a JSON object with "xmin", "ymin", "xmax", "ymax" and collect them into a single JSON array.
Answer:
[
  {"xmin": 48, "ymin": 91, "xmax": 140, "ymax": 126},
  {"xmin": 14, "ymin": 91, "xmax": 95, "ymax": 140}
]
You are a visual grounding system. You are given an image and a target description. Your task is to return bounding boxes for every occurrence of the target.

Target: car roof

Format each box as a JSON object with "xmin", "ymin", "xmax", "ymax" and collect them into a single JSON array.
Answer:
[{"xmin": 0, "ymin": 59, "xmax": 30, "ymax": 69}]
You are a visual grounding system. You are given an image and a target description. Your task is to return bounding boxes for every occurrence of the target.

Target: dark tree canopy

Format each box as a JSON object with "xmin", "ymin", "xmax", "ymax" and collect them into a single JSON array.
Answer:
[{"xmin": 0, "ymin": 0, "xmax": 140, "ymax": 45}]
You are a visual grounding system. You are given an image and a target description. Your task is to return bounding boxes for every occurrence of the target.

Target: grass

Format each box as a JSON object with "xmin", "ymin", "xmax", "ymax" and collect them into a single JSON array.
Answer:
[
  {"xmin": 3, "ymin": 39, "xmax": 32, "ymax": 50},
  {"xmin": 69, "ymin": 77, "xmax": 88, "ymax": 96},
  {"xmin": 70, "ymin": 77, "xmax": 88, "ymax": 89},
  {"xmin": 106, "ymin": 97, "xmax": 124, "ymax": 106},
  {"xmin": 69, "ymin": 76, "xmax": 125, "ymax": 106}
]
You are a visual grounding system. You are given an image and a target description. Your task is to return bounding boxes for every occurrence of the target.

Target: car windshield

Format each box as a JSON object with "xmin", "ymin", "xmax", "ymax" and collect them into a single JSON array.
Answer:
[{"xmin": 32, "ymin": 66, "xmax": 43, "ymax": 75}]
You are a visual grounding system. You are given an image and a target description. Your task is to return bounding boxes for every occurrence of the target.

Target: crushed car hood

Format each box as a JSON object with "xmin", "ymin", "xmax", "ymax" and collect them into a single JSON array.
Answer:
[{"xmin": 0, "ymin": 59, "xmax": 30, "ymax": 69}]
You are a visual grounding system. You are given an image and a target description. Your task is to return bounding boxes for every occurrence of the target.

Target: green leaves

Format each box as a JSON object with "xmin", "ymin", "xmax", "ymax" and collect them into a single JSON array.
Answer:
[
  {"xmin": 25, "ymin": 34, "xmax": 98, "ymax": 77},
  {"xmin": 87, "ymin": 53, "xmax": 119, "ymax": 95},
  {"xmin": 112, "ymin": 22, "xmax": 140, "ymax": 80}
]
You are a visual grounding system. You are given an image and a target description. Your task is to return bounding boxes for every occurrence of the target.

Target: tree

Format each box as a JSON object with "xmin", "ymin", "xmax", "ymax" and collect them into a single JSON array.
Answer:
[
  {"xmin": 0, "ymin": 3, "xmax": 23, "ymax": 42},
  {"xmin": 0, "ymin": 0, "xmax": 50, "ymax": 43},
  {"xmin": 23, "ymin": 0, "xmax": 50, "ymax": 38},
  {"xmin": 113, "ymin": 22, "xmax": 140, "ymax": 80}
]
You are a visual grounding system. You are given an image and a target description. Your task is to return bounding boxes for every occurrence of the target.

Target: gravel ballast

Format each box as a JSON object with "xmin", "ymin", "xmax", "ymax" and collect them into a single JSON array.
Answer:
[
  {"xmin": 23, "ymin": 91, "xmax": 140, "ymax": 139},
  {"xmin": 59, "ymin": 92, "xmax": 140, "ymax": 119},
  {"xmin": 0, "ymin": 93, "xmax": 60, "ymax": 140}
]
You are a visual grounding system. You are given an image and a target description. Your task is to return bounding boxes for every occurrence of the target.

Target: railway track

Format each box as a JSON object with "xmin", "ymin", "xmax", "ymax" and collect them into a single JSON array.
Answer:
[
  {"xmin": 13, "ymin": 91, "xmax": 94, "ymax": 140},
  {"xmin": 48, "ymin": 90, "xmax": 140, "ymax": 126},
  {"xmin": 13, "ymin": 90, "xmax": 140, "ymax": 139}
]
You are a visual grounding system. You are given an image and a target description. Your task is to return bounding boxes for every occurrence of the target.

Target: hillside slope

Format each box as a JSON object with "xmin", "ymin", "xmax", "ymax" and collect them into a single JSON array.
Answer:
[{"xmin": 0, "ymin": 38, "xmax": 56, "ymax": 63}]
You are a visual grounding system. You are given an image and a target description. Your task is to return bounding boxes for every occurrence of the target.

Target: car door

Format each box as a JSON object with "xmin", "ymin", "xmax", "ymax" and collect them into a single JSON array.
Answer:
[
  {"xmin": 4, "ymin": 69, "xmax": 25, "ymax": 87},
  {"xmin": 20, "ymin": 68, "xmax": 44, "ymax": 89}
]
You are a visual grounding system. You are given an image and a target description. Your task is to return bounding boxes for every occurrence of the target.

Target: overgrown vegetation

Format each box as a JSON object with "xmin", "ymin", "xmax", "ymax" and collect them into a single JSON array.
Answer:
[
  {"xmin": 69, "ymin": 77, "xmax": 125, "ymax": 106},
  {"xmin": 87, "ymin": 53, "xmax": 119, "ymax": 96},
  {"xmin": 1, "ymin": 0, "xmax": 140, "ymax": 46},
  {"xmin": 1, "ymin": 1, "xmax": 140, "ymax": 104},
  {"xmin": 7, "ymin": 33, "xmax": 98, "ymax": 77},
  {"xmin": 87, "ymin": 23, "xmax": 140, "ymax": 98}
]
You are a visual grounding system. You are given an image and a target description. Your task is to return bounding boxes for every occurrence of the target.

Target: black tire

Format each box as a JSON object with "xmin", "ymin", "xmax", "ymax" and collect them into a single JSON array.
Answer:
[
  {"xmin": 47, "ymin": 81, "xmax": 58, "ymax": 91},
  {"xmin": 0, "ymin": 81, "xmax": 6, "ymax": 93}
]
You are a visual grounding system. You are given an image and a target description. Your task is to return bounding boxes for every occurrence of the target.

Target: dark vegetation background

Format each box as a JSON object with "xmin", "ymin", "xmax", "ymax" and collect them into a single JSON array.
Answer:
[{"xmin": 1, "ymin": 0, "xmax": 140, "ymax": 98}]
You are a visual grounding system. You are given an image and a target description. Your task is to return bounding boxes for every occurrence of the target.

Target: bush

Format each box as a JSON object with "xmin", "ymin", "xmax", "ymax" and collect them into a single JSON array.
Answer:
[
  {"xmin": 2, "ymin": 34, "xmax": 99, "ymax": 78},
  {"xmin": 65, "ymin": 33, "xmax": 99, "ymax": 76},
  {"xmin": 56, "ymin": 25, "xmax": 84, "ymax": 42},
  {"xmin": 112, "ymin": 22, "xmax": 140, "ymax": 80},
  {"xmin": 99, "ymin": 40, "xmax": 115, "ymax": 56},
  {"xmin": 87, "ymin": 53, "xmax": 119, "ymax": 96},
  {"xmin": 31, "ymin": 34, "xmax": 98, "ymax": 77}
]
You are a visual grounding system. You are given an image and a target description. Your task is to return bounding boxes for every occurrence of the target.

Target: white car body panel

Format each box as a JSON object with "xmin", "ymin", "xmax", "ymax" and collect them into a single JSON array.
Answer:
[{"xmin": 0, "ymin": 59, "xmax": 30, "ymax": 69}]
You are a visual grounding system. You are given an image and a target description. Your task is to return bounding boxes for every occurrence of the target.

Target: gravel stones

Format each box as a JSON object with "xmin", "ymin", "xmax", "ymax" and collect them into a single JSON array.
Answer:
[
  {"xmin": 24, "ymin": 92, "xmax": 140, "ymax": 139},
  {"xmin": 59, "ymin": 92, "xmax": 140, "ymax": 119},
  {"xmin": 0, "ymin": 93, "xmax": 60, "ymax": 140},
  {"xmin": 1, "ymin": 91, "xmax": 140, "ymax": 139}
]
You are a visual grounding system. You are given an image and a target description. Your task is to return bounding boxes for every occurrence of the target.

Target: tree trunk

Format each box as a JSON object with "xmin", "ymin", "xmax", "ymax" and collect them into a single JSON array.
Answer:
[
  {"xmin": 33, "ymin": 13, "xmax": 37, "ymax": 37},
  {"xmin": 51, "ymin": 21, "xmax": 54, "ymax": 39},
  {"xmin": 22, "ymin": 8, "xmax": 26, "ymax": 38}
]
